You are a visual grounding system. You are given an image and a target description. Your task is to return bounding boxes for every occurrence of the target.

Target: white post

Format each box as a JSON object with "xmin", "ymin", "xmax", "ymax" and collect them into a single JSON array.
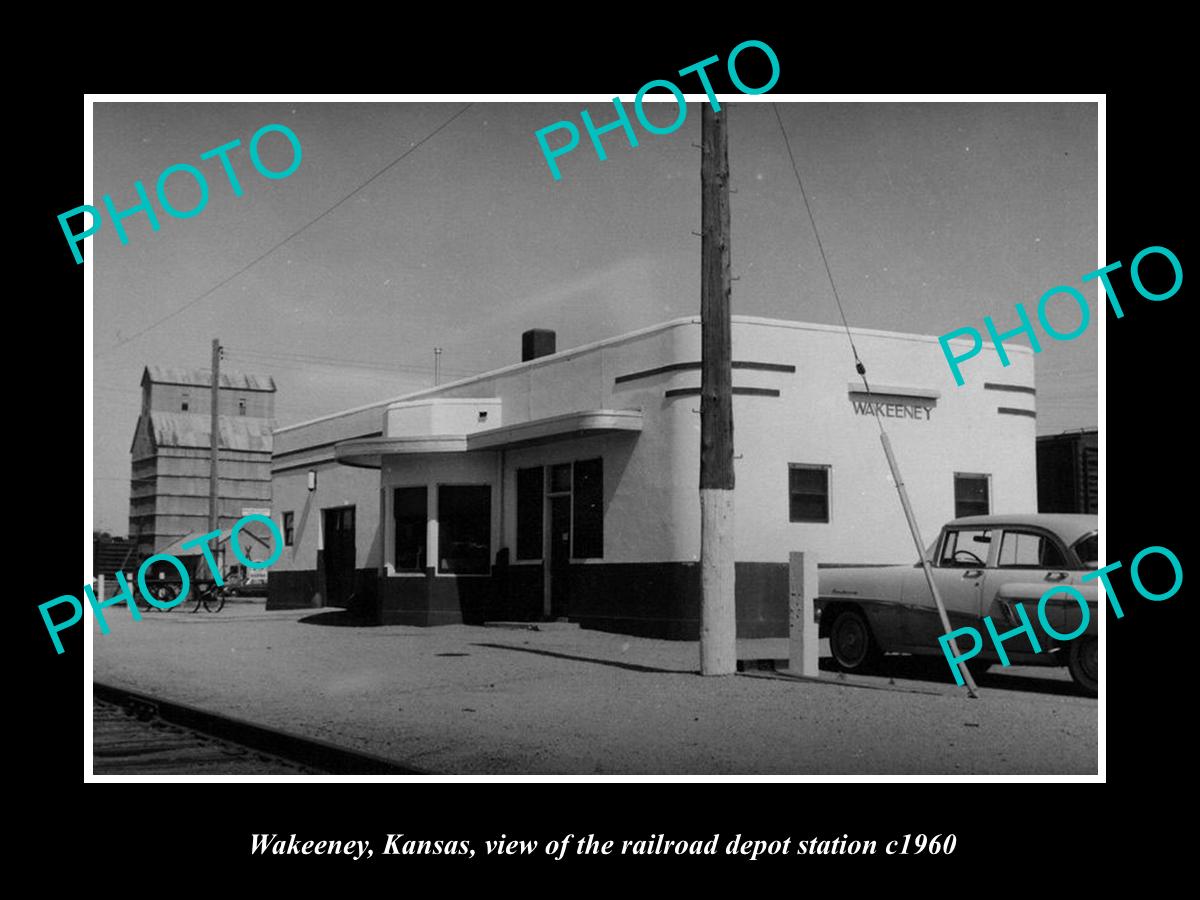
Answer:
[
  {"xmin": 699, "ymin": 490, "xmax": 737, "ymax": 674},
  {"xmin": 787, "ymin": 552, "xmax": 819, "ymax": 677},
  {"xmin": 98, "ymin": 573, "xmax": 107, "ymax": 602}
]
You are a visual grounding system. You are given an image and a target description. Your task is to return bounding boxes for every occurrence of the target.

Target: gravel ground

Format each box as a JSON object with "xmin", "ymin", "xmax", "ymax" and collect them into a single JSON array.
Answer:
[{"xmin": 93, "ymin": 605, "xmax": 1098, "ymax": 775}]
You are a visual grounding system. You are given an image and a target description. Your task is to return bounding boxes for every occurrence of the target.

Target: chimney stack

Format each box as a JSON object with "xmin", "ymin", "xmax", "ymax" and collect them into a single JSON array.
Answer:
[{"xmin": 521, "ymin": 329, "xmax": 556, "ymax": 362}]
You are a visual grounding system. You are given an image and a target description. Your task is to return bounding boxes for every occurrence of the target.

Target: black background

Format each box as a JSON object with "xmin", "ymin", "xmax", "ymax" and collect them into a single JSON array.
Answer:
[{"xmin": 25, "ymin": 26, "xmax": 1188, "ymax": 883}]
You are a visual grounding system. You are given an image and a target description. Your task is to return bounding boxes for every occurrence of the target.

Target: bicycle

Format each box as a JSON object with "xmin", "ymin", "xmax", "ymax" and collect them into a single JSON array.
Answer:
[
  {"xmin": 191, "ymin": 567, "xmax": 252, "ymax": 613},
  {"xmin": 190, "ymin": 579, "xmax": 229, "ymax": 613},
  {"xmin": 138, "ymin": 573, "xmax": 236, "ymax": 613}
]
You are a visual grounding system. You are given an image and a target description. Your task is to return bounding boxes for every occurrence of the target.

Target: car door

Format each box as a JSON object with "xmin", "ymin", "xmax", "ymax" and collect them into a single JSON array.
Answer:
[
  {"xmin": 902, "ymin": 526, "xmax": 992, "ymax": 652},
  {"xmin": 980, "ymin": 527, "xmax": 1075, "ymax": 653}
]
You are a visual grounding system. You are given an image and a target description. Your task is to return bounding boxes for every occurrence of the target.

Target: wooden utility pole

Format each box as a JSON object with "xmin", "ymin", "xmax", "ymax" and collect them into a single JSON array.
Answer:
[
  {"xmin": 208, "ymin": 338, "xmax": 221, "ymax": 535},
  {"xmin": 699, "ymin": 103, "xmax": 736, "ymax": 675}
]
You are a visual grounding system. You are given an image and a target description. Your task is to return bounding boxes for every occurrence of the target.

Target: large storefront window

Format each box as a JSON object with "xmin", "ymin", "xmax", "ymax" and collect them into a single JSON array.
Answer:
[
  {"xmin": 516, "ymin": 467, "xmax": 544, "ymax": 560},
  {"xmin": 438, "ymin": 485, "xmax": 491, "ymax": 574},
  {"xmin": 393, "ymin": 486, "xmax": 428, "ymax": 571},
  {"xmin": 572, "ymin": 458, "xmax": 604, "ymax": 559}
]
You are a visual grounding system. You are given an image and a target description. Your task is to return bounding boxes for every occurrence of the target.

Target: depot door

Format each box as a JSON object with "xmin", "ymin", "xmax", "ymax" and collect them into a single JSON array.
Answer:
[{"xmin": 322, "ymin": 506, "xmax": 356, "ymax": 608}]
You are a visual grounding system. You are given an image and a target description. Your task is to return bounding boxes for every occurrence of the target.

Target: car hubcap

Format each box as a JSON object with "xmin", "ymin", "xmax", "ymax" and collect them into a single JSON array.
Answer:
[{"xmin": 836, "ymin": 618, "xmax": 866, "ymax": 666}]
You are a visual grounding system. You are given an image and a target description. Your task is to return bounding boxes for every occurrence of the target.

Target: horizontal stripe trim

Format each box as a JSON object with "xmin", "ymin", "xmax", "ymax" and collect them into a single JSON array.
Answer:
[
  {"xmin": 984, "ymin": 382, "xmax": 1037, "ymax": 395},
  {"xmin": 615, "ymin": 360, "xmax": 796, "ymax": 384},
  {"xmin": 664, "ymin": 387, "xmax": 782, "ymax": 398},
  {"xmin": 273, "ymin": 430, "xmax": 382, "ymax": 459},
  {"xmin": 272, "ymin": 457, "xmax": 337, "ymax": 474},
  {"xmin": 997, "ymin": 407, "xmax": 1037, "ymax": 418}
]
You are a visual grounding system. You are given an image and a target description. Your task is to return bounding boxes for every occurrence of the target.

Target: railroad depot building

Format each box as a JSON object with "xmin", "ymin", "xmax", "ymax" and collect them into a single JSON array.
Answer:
[{"xmin": 268, "ymin": 317, "xmax": 1036, "ymax": 639}]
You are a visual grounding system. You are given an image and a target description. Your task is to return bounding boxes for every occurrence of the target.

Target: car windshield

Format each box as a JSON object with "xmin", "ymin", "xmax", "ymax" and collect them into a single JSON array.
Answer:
[
  {"xmin": 923, "ymin": 536, "xmax": 938, "ymax": 562},
  {"xmin": 1073, "ymin": 532, "xmax": 1098, "ymax": 568}
]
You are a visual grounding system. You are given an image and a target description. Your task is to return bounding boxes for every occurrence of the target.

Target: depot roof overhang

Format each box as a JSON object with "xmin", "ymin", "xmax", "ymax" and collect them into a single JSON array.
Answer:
[{"xmin": 333, "ymin": 409, "xmax": 644, "ymax": 469}]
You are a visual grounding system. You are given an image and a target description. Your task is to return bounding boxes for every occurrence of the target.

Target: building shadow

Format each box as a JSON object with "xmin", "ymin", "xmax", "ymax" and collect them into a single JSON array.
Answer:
[
  {"xmin": 297, "ymin": 608, "xmax": 378, "ymax": 628},
  {"xmin": 818, "ymin": 656, "xmax": 1088, "ymax": 698},
  {"xmin": 471, "ymin": 642, "xmax": 692, "ymax": 675}
]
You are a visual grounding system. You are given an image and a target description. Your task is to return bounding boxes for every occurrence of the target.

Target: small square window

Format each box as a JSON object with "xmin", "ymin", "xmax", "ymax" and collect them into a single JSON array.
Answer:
[
  {"xmin": 954, "ymin": 473, "xmax": 990, "ymax": 518},
  {"xmin": 789, "ymin": 464, "xmax": 830, "ymax": 523}
]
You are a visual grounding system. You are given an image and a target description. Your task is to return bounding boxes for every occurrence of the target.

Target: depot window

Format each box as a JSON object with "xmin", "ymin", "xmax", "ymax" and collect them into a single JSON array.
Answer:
[
  {"xmin": 572, "ymin": 457, "xmax": 604, "ymax": 559},
  {"xmin": 282, "ymin": 511, "xmax": 294, "ymax": 546},
  {"xmin": 788, "ymin": 464, "xmax": 830, "ymax": 523},
  {"xmin": 954, "ymin": 473, "xmax": 991, "ymax": 518},
  {"xmin": 437, "ymin": 485, "xmax": 491, "ymax": 575},
  {"xmin": 393, "ymin": 486, "xmax": 428, "ymax": 572},
  {"xmin": 516, "ymin": 466, "xmax": 544, "ymax": 561}
]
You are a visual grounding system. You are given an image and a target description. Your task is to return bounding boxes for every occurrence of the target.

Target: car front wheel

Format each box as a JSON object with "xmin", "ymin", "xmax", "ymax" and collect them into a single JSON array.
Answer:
[
  {"xmin": 829, "ymin": 609, "xmax": 882, "ymax": 673},
  {"xmin": 1068, "ymin": 637, "xmax": 1098, "ymax": 697}
]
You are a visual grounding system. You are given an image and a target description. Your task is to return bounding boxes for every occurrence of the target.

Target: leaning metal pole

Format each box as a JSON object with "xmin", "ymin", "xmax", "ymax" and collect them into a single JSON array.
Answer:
[{"xmin": 879, "ymin": 432, "xmax": 979, "ymax": 698}]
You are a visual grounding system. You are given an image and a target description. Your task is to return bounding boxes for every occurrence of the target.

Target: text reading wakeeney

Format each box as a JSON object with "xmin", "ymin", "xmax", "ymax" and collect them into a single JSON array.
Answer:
[{"xmin": 852, "ymin": 399, "xmax": 934, "ymax": 420}]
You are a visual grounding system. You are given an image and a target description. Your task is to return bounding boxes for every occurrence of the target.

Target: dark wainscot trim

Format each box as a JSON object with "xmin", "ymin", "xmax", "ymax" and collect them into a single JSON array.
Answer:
[
  {"xmin": 275, "ymin": 562, "xmax": 806, "ymax": 641},
  {"xmin": 268, "ymin": 567, "xmax": 380, "ymax": 620}
]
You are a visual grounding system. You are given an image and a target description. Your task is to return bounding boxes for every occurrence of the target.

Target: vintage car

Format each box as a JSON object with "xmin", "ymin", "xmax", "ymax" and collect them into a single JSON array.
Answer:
[{"xmin": 815, "ymin": 513, "xmax": 1099, "ymax": 695}]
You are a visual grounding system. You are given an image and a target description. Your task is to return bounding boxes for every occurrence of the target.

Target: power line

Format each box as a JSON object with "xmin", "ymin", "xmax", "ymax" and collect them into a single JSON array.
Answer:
[
  {"xmin": 222, "ymin": 355, "xmax": 461, "ymax": 384},
  {"xmin": 771, "ymin": 104, "xmax": 979, "ymax": 696},
  {"xmin": 225, "ymin": 346, "xmax": 476, "ymax": 377},
  {"xmin": 771, "ymin": 105, "xmax": 878, "ymax": 406},
  {"xmin": 98, "ymin": 103, "xmax": 475, "ymax": 355}
]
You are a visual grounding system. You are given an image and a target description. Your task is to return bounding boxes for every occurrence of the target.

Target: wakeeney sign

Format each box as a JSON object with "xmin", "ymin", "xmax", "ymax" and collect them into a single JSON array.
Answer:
[{"xmin": 851, "ymin": 399, "xmax": 935, "ymax": 420}]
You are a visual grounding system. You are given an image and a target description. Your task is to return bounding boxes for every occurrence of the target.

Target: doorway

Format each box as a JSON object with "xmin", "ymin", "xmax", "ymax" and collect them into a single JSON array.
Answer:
[{"xmin": 322, "ymin": 506, "xmax": 356, "ymax": 608}]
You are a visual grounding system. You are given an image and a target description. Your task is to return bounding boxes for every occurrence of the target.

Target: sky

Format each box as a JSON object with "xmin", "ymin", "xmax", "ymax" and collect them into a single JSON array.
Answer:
[{"xmin": 91, "ymin": 100, "xmax": 1098, "ymax": 534}]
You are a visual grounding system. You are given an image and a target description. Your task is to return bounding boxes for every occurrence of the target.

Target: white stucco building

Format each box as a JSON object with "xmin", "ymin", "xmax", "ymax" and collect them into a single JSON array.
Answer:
[{"xmin": 268, "ymin": 316, "xmax": 1036, "ymax": 639}]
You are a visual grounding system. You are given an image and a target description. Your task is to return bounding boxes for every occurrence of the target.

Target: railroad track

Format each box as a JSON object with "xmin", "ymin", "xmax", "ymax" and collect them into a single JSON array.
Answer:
[{"xmin": 93, "ymin": 683, "xmax": 423, "ymax": 775}]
